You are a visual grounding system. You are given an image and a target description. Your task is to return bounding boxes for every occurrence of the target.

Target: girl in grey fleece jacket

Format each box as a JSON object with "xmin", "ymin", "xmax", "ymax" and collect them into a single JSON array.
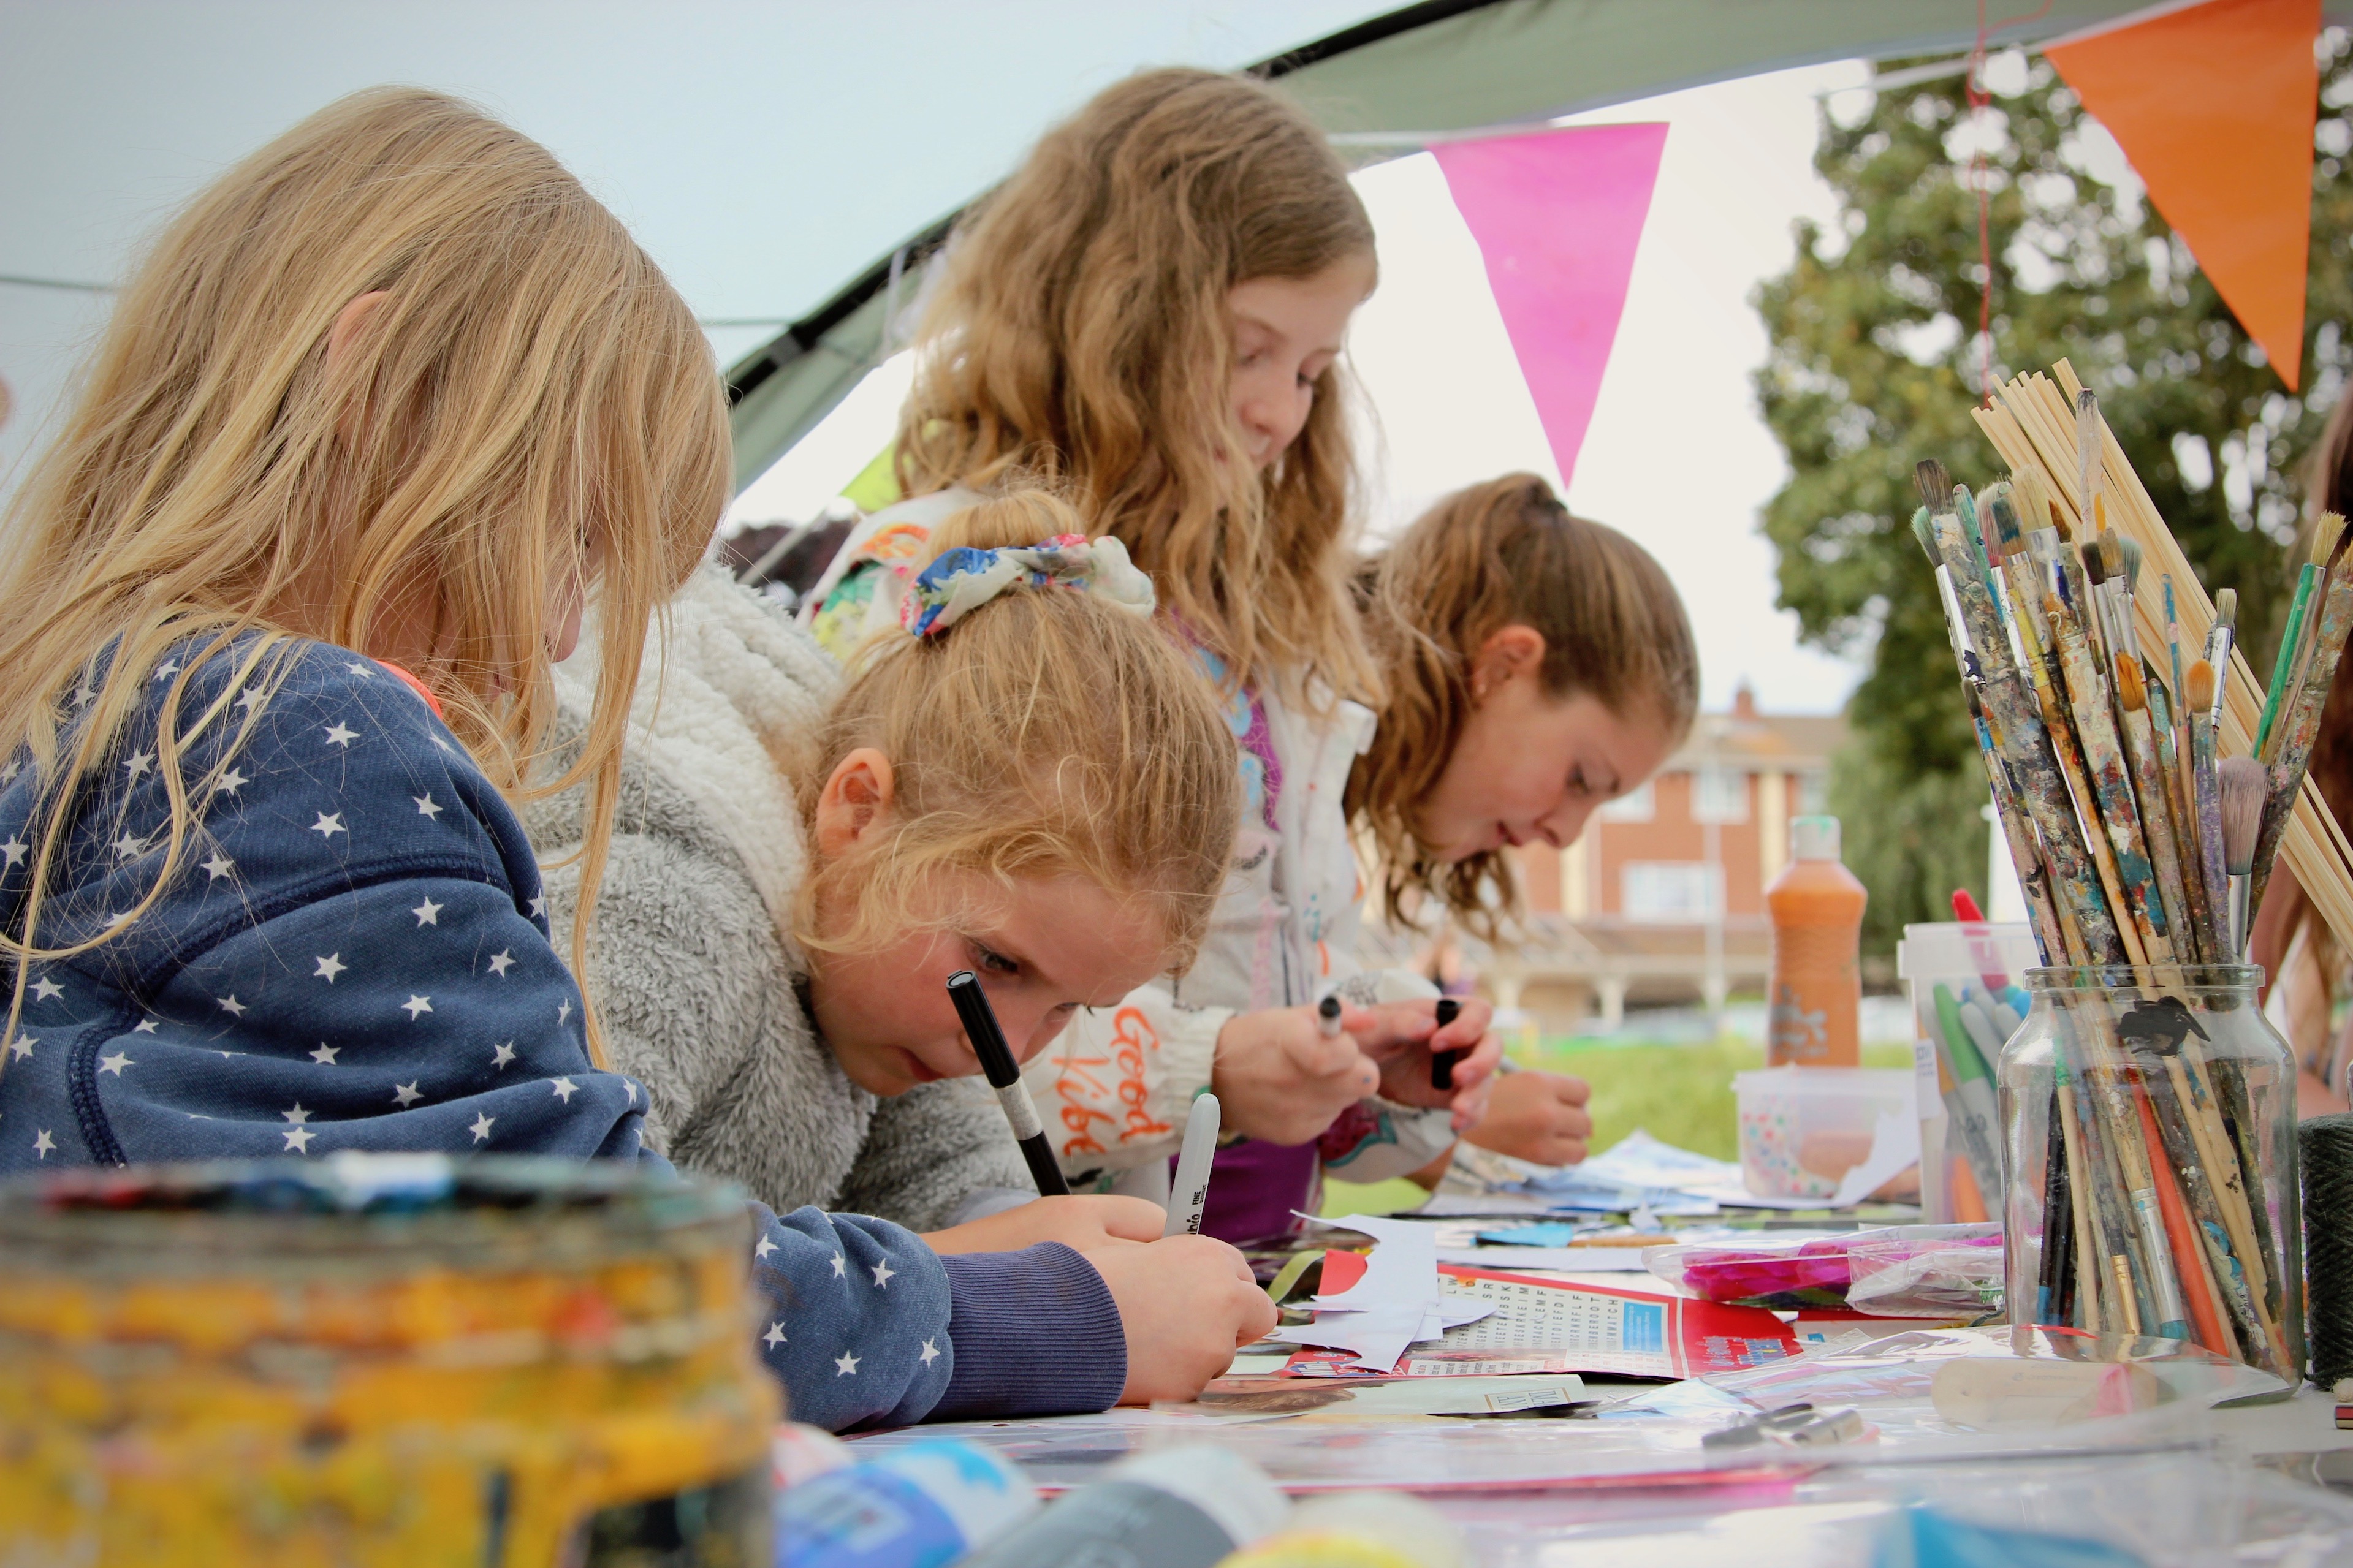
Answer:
[{"xmin": 526, "ymin": 566, "xmax": 1027, "ymax": 1232}]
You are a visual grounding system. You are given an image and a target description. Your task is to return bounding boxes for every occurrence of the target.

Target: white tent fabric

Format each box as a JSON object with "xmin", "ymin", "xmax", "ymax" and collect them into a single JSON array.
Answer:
[{"xmin": 3, "ymin": 0, "xmax": 2327, "ymax": 495}]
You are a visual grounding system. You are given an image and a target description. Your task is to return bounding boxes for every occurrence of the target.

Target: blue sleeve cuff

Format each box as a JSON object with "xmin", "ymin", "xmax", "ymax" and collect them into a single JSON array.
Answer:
[{"xmin": 932, "ymin": 1242, "xmax": 1126, "ymax": 1420}]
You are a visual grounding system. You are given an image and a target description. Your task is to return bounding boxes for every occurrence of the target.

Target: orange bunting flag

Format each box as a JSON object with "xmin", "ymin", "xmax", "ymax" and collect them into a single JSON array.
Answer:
[{"xmin": 2047, "ymin": 0, "xmax": 2320, "ymax": 388}]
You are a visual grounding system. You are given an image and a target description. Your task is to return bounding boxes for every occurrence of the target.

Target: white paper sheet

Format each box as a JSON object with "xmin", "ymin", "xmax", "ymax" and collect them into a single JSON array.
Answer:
[
  {"xmin": 1830, "ymin": 1107, "xmax": 1924, "ymax": 1206},
  {"xmin": 1437, "ymin": 1246, "xmax": 1657, "ymax": 1272},
  {"xmin": 1269, "ymin": 1213, "xmax": 1486, "ymax": 1372}
]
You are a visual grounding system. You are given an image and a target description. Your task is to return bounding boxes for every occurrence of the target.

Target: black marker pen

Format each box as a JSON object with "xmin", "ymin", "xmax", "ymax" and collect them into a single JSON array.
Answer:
[{"xmin": 948, "ymin": 969, "xmax": 1070, "ymax": 1196}]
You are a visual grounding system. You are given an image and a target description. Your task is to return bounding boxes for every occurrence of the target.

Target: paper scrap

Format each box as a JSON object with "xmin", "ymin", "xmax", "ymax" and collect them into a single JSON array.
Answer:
[
  {"xmin": 1829, "ymin": 1108, "xmax": 1923, "ymax": 1208},
  {"xmin": 1269, "ymin": 1213, "xmax": 1462, "ymax": 1373},
  {"xmin": 1438, "ymin": 1246, "xmax": 1655, "ymax": 1273}
]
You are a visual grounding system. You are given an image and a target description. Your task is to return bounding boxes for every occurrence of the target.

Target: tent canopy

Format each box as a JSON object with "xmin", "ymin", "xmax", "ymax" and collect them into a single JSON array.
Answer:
[{"xmin": 724, "ymin": 0, "xmax": 2180, "ymax": 491}]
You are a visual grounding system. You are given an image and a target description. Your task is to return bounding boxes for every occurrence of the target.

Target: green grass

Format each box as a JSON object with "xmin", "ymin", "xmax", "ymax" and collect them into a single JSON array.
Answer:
[{"xmin": 1539, "ymin": 1036, "xmax": 1914, "ymax": 1161}]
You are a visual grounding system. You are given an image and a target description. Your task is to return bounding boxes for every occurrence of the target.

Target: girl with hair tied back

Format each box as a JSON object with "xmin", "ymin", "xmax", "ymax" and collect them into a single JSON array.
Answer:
[
  {"xmin": 1350, "ymin": 473, "xmax": 1700, "ymax": 1175},
  {"xmin": 0, "ymin": 88, "xmax": 1269, "ymax": 1435},
  {"xmin": 807, "ymin": 67, "xmax": 1507, "ymax": 1236}
]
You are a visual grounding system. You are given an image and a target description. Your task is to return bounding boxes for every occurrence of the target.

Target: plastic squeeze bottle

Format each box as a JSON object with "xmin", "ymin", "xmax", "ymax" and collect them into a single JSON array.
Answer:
[{"xmin": 1765, "ymin": 814, "xmax": 1867, "ymax": 1067}]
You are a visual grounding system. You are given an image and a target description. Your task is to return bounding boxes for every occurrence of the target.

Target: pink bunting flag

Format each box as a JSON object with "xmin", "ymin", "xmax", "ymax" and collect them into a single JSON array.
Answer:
[{"xmin": 1433, "ymin": 123, "xmax": 1669, "ymax": 485}]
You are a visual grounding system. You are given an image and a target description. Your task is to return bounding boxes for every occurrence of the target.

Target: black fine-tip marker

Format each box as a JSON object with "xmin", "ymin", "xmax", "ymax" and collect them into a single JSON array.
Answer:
[
  {"xmin": 947, "ymin": 969, "xmax": 1070, "ymax": 1197},
  {"xmin": 1430, "ymin": 997, "xmax": 1464, "ymax": 1090}
]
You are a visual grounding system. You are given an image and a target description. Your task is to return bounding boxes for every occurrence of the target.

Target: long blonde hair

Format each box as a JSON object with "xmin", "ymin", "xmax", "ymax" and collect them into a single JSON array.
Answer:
[
  {"xmin": 1350, "ymin": 474, "xmax": 1699, "ymax": 935},
  {"xmin": 0, "ymin": 88, "xmax": 728, "ymax": 1068},
  {"xmin": 796, "ymin": 490, "xmax": 1240, "ymax": 973},
  {"xmin": 895, "ymin": 67, "xmax": 1378, "ymax": 707}
]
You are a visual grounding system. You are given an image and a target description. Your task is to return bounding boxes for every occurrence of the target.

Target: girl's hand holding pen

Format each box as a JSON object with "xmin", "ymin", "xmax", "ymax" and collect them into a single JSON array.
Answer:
[
  {"xmin": 1210, "ymin": 1003, "xmax": 1382, "ymax": 1144},
  {"xmin": 921, "ymin": 1195, "xmax": 1165, "ymax": 1256},
  {"xmin": 1351, "ymin": 997, "xmax": 1502, "ymax": 1130},
  {"xmin": 1084, "ymin": 1233, "xmax": 1277, "ymax": 1405}
]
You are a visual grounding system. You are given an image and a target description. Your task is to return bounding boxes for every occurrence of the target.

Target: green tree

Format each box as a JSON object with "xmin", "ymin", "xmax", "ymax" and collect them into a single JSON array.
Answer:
[{"xmin": 1757, "ymin": 38, "xmax": 2353, "ymax": 953}]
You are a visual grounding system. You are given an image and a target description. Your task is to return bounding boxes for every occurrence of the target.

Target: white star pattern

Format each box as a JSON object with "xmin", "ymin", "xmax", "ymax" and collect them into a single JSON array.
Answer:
[
  {"xmin": 199, "ymin": 854, "xmax": 235, "ymax": 882},
  {"xmin": 97, "ymin": 1051, "xmax": 132, "ymax": 1075},
  {"xmin": 123, "ymin": 751, "xmax": 152, "ymax": 781},
  {"xmin": 309, "ymin": 1043, "xmax": 339, "ymax": 1066},
  {"xmin": 217, "ymin": 995, "xmax": 246, "ymax": 1017},
  {"xmin": 401, "ymin": 994, "xmax": 433, "ymax": 1020},
  {"xmin": 834, "ymin": 1352, "xmax": 859, "ymax": 1376},
  {"xmin": 492, "ymin": 1041, "xmax": 516, "ymax": 1069},
  {"xmin": 7, "ymin": 1036, "xmax": 32, "ymax": 1061},
  {"xmin": 755, "ymin": 1236, "xmax": 777, "ymax": 1259},
  {"xmin": 154, "ymin": 661, "xmax": 178, "ymax": 682},
  {"xmin": 235, "ymin": 687, "xmax": 263, "ymax": 712},
  {"xmin": 30, "ymin": 977, "xmax": 60, "ymax": 1001},
  {"xmin": 132, "ymin": 1018, "xmax": 157, "ymax": 1033},
  {"xmin": 344, "ymin": 661, "xmax": 373, "ymax": 678},
  {"xmin": 283, "ymin": 1126, "xmax": 314, "ymax": 1153},
  {"xmin": 32, "ymin": 1130, "xmax": 53, "ymax": 1159},
  {"xmin": 111, "ymin": 831, "xmax": 145, "ymax": 860},
  {"xmin": 529, "ymin": 895, "xmax": 547, "ymax": 919},
  {"xmin": 550, "ymin": 1077, "xmax": 577, "ymax": 1103},
  {"xmin": 870, "ymin": 1259, "xmax": 895, "ymax": 1288},
  {"xmin": 557, "ymin": 999, "xmax": 571, "ymax": 1025},
  {"xmin": 313, "ymin": 953, "xmax": 346, "ymax": 982},
  {"xmin": 831, "ymin": 1253, "xmax": 847, "ymax": 1278},
  {"xmin": 763, "ymin": 1322, "xmax": 787, "ymax": 1349},
  {"xmin": 310, "ymin": 812, "xmax": 345, "ymax": 839},
  {"xmin": 0, "ymin": 760, "xmax": 16, "ymax": 784},
  {"xmin": 213, "ymin": 768, "xmax": 248, "ymax": 794},
  {"xmin": 411, "ymin": 898, "xmax": 441, "ymax": 926},
  {"xmin": 486, "ymin": 950, "xmax": 514, "ymax": 977},
  {"xmin": 468, "ymin": 1113, "xmax": 495, "ymax": 1143},
  {"xmin": 392, "ymin": 1081, "xmax": 422, "ymax": 1107},
  {"xmin": 322, "ymin": 722, "xmax": 357, "ymax": 748},
  {"xmin": 0, "ymin": 839, "xmax": 23, "ymax": 870},
  {"xmin": 624, "ymin": 1080, "xmax": 636, "ymax": 1104},
  {"xmin": 70, "ymin": 682, "xmax": 93, "ymax": 708},
  {"xmin": 281, "ymin": 1104, "xmax": 310, "ymax": 1124},
  {"xmin": 414, "ymin": 793, "xmax": 443, "ymax": 819},
  {"xmin": 919, "ymin": 1339, "xmax": 940, "ymax": 1366}
]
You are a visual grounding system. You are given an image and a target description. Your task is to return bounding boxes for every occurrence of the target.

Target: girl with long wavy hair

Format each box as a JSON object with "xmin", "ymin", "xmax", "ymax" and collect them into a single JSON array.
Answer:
[
  {"xmin": 805, "ymin": 68, "xmax": 1508, "ymax": 1240},
  {"xmin": 0, "ymin": 88, "xmax": 1270, "ymax": 1431}
]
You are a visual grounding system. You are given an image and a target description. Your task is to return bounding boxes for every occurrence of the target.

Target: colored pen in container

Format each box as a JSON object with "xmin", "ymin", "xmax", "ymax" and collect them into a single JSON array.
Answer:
[
  {"xmin": 1163, "ymin": 1092, "xmax": 1222, "ymax": 1237},
  {"xmin": 1431, "ymin": 997, "xmax": 1463, "ymax": 1089},
  {"xmin": 946, "ymin": 969, "xmax": 1070, "ymax": 1197}
]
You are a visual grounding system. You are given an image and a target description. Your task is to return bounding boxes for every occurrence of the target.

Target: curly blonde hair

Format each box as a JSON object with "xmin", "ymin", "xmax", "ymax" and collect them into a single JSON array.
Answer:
[
  {"xmin": 0, "ymin": 88, "xmax": 728, "ymax": 1069},
  {"xmin": 796, "ymin": 490, "xmax": 1240, "ymax": 975},
  {"xmin": 895, "ymin": 67, "xmax": 1378, "ymax": 709}
]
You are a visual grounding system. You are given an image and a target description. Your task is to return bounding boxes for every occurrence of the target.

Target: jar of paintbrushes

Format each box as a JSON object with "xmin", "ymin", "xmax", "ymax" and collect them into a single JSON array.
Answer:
[
  {"xmin": 1998, "ymin": 965, "xmax": 2302, "ymax": 1380},
  {"xmin": 1904, "ymin": 356, "xmax": 2353, "ymax": 1382}
]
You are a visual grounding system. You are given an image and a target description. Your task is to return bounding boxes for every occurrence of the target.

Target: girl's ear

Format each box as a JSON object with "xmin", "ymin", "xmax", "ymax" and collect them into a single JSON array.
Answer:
[
  {"xmin": 813, "ymin": 747, "xmax": 899, "ymax": 859},
  {"xmin": 1468, "ymin": 623, "xmax": 1546, "ymax": 702},
  {"xmin": 325, "ymin": 290, "xmax": 392, "ymax": 372}
]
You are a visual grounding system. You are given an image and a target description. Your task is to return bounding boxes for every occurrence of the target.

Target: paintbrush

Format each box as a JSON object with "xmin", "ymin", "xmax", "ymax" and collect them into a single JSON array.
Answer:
[
  {"xmin": 2118, "ymin": 654, "xmax": 2197, "ymax": 964},
  {"xmin": 2045, "ymin": 579, "xmax": 2169, "ymax": 964},
  {"xmin": 1930, "ymin": 503, "xmax": 2129, "ymax": 964},
  {"xmin": 2186, "ymin": 659, "xmax": 2230, "ymax": 961},
  {"xmin": 2249, "ymin": 522, "xmax": 2353, "ymax": 918},
  {"xmin": 2220, "ymin": 756, "xmax": 2268, "ymax": 960},
  {"xmin": 2143, "ymin": 662, "xmax": 2211, "ymax": 962},
  {"xmin": 2256, "ymin": 562, "xmax": 2319, "ymax": 760},
  {"xmin": 2205, "ymin": 589, "xmax": 2238, "ymax": 724},
  {"xmin": 2077, "ymin": 388, "xmax": 2106, "ymax": 548}
]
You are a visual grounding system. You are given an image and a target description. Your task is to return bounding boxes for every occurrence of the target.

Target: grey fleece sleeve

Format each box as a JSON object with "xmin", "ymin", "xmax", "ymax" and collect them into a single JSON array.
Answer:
[{"xmin": 838, "ymin": 1077, "xmax": 1034, "ymax": 1233}]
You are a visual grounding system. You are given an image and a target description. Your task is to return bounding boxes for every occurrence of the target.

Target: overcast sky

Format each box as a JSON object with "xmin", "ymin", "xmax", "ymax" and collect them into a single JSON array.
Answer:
[{"xmin": 5, "ymin": 3, "xmax": 1877, "ymax": 714}]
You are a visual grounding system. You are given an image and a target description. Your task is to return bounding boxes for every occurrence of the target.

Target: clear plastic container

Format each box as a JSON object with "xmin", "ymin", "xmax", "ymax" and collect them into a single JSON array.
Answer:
[
  {"xmin": 1997, "ymin": 965, "xmax": 2303, "ymax": 1382},
  {"xmin": 1735, "ymin": 1066, "xmax": 1916, "ymax": 1200},
  {"xmin": 1899, "ymin": 921, "xmax": 2040, "ymax": 1223}
]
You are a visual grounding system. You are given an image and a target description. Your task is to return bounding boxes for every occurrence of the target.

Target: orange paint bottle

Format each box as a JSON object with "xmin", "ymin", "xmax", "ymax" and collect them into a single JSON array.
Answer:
[{"xmin": 1765, "ymin": 815, "xmax": 1868, "ymax": 1067}]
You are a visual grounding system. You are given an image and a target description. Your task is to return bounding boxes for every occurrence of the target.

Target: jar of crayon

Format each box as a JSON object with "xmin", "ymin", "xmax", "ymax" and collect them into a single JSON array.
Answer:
[
  {"xmin": 0, "ymin": 1154, "xmax": 777, "ymax": 1567},
  {"xmin": 1998, "ymin": 966, "xmax": 2302, "ymax": 1381}
]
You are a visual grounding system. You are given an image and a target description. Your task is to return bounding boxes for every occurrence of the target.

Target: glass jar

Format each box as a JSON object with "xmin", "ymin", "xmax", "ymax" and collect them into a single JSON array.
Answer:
[
  {"xmin": 1998, "ymin": 965, "xmax": 2303, "ymax": 1382},
  {"xmin": 0, "ymin": 1154, "xmax": 777, "ymax": 1567}
]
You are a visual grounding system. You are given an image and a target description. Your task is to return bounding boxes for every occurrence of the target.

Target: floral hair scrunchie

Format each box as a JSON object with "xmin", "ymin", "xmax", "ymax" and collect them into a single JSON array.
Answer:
[{"xmin": 899, "ymin": 533, "xmax": 1157, "ymax": 638}]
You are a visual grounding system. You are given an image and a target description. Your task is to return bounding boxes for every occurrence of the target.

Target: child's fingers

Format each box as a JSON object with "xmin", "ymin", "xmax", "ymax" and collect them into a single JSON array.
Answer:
[{"xmin": 1089, "ymin": 1195, "xmax": 1173, "ymax": 1242}]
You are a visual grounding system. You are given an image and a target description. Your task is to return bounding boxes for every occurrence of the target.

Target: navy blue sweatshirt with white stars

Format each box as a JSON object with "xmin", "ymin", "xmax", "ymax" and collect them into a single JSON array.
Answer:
[{"xmin": 0, "ymin": 635, "xmax": 1125, "ymax": 1431}]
